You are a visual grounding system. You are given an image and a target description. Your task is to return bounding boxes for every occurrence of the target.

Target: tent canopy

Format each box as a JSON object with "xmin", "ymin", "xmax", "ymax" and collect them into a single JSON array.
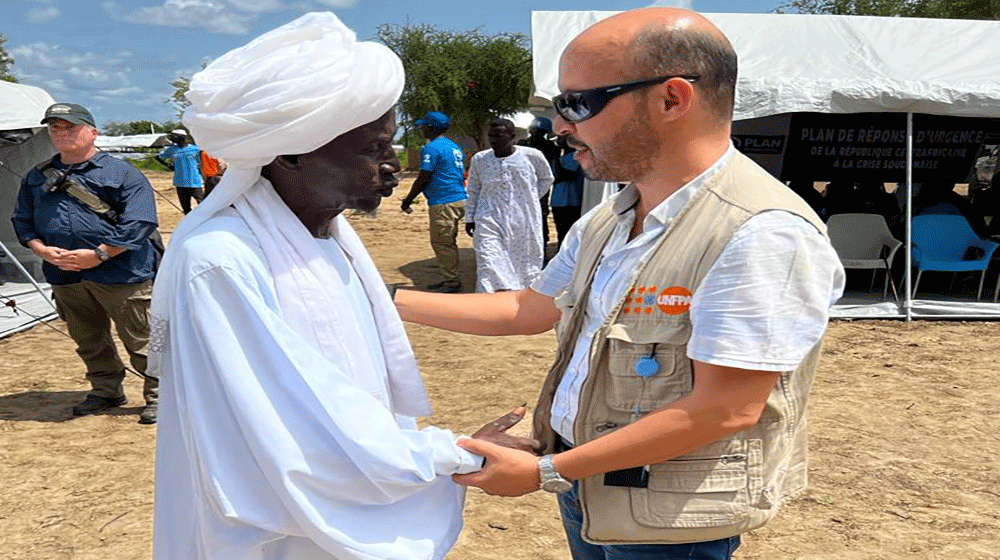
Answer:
[
  {"xmin": 0, "ymin": 81, "xmax": 55, "ymax": 130},
  {"xmin": 96, "ymin": 134, "xmax": 171, "ymax": 151},
  {"xmin": 0, "ymin": 81, "xmax": 58, "ymax": 337},
  {"xmin": 531, "ymin": 12, "xmax": 1000, "ymax": 121}
]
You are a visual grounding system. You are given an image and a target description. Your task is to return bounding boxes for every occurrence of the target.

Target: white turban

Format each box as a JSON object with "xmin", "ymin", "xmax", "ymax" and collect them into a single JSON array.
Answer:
[
  {"xmin": 160, "ymin": 11, "xmax": 404, "ymax": 252},
  {"xmin": 154, "ymin": 12, "xmax": 409, "ymax": 365},
  {"xmin": 183, "ymin": 11, "xmax": 403, "ymax": 170}
]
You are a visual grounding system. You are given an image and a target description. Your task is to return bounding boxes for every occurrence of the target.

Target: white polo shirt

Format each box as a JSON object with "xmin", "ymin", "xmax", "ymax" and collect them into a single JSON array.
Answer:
[{"xmin": 531, "ymin": 146, "xmax": 846, "ymax": 444}]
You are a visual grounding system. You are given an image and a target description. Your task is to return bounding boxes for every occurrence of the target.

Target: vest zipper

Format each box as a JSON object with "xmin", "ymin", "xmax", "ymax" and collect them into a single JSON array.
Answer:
[{"xmin": 594, "ymin": 422, "xmax": 619, "ymax": 433}]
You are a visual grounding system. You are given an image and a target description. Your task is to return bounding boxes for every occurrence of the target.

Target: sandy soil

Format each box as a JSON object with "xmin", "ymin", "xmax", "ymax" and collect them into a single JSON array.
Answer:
[{"xmin": 1, "ymin": 170, "xmax": 998, "ymax": 559}]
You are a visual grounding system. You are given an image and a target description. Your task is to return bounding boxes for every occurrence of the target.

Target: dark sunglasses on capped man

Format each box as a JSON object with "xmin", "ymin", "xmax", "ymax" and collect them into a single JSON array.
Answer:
[{"xmin": 553, "ymin": 74, "xmax": 700, "ymax": 124}]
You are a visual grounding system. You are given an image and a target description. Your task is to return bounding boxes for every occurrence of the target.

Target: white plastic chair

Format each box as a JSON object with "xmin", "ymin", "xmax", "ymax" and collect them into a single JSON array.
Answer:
[{"xmin": 826, "ymin": 213, "xmax": 902, "ymax": 300}]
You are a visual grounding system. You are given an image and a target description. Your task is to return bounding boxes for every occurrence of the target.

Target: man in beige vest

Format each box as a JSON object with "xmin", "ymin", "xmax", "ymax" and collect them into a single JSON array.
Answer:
[{"xmin": 396, "ymin": 7, "xmax": 844, "ymax": 559}]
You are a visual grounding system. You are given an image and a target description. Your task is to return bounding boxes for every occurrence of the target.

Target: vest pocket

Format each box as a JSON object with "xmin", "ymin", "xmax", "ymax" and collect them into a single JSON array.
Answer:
[
  {"xmin": 604, "ymin": 335, "xmax": 692, "ymax": 413},
  {"xmin": 629, "ymin": 440, "xmax": 763, "ymax": 528}
]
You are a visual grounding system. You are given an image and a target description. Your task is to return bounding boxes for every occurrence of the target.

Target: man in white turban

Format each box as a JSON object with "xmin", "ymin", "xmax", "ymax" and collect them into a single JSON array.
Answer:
[{"xmin": 150, "ymin": 13, "xmax": 538, "ymax": 560}]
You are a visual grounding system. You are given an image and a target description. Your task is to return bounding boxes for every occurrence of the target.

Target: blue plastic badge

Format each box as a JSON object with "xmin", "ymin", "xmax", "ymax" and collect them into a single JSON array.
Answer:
[{"xmin": 634, "ymin": 356, "xmax": 659, "ymax": 378}]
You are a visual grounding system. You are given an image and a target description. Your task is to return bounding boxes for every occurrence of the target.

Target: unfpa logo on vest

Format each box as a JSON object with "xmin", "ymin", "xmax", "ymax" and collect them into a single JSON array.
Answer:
[
  {"xmin": 624, "ymin": 285, "xmax": 692, "ymax": 315},
  {"xmin": 656, "ymin": 287, "xmax": 692, "ymax": 315}
]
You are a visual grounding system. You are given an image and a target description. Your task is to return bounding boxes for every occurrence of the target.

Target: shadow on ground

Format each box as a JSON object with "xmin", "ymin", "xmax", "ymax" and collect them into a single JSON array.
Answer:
[
  {"xmin": 0, "ymin": 390, "xmax": 142, "ymax": 422},
  {"xmin": 397, "ymin": 248, "xmax": 478, "ymax": 293}
]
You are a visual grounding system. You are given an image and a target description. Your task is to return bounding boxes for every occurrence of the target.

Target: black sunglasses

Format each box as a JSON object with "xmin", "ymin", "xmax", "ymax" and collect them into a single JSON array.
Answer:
[{"xmin": 553, "ymin": 74, "xmax": 700, "ymax": 124}]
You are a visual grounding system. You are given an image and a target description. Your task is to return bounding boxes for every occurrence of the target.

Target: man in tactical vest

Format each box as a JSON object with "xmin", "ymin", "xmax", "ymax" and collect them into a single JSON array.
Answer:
[
  {"xmin": 395, "ymin": 7, "xmax": 845, "ymax": 560},
  {"xmin": 11, "ymin": 102, "xmax": 159, "ymax": 424}
]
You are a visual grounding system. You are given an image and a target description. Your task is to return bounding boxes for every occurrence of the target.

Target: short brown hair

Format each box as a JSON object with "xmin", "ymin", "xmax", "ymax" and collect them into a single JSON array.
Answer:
[{"xmin": 630, "ymin": 25, "xmax": 737, "ymax": 122}]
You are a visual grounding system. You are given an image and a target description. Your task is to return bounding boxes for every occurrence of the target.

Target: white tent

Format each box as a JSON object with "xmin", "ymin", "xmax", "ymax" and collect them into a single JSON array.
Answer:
[
  {"xmin": 0, "ymin": 81, "xmax": 58, "ymax": 338},
  {"xmin": 531, "ymin": 11, "xmax": 1000, "ymax": 319},
  {"xmin": 96, "ymin": 133, "xmax": 171, "ymax": 151}
]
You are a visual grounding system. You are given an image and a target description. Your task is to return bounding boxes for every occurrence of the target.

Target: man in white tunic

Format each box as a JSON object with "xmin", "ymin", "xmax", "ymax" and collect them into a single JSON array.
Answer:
[
  {"xmin": 149, "ymin": 13, "xmax": 536, "ymax": 560},
  {"xmin": 465, "ymin": 118, "xmax": 554, "ymax": 292}
]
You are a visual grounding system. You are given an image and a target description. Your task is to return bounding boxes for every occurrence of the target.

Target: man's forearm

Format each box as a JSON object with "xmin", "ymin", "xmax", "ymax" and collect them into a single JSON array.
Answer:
[
  {"xmin": 99, "ymin": 244, "xmax": 127, "ymax": 257},
  {"xmin": 402, "ymin": 177, "xmax": 428, "ymax": 203},
  {"xmin": 155, "ymin": 156, "xmax": 174, "ymax": 170},
  {"xmin": 103, "ymin": 221, "xmax": 157, "ymax": 251},
  {"xmin": 552, "ymin": 361, "xmax": 782, "ymax": 481},
  {"xmin": 402, "ymin": 170, "xmax": 433, "ymax": 205},
  {"xmin": 395, "ymin": 288, "xmax": 559, "ymax": 336}
]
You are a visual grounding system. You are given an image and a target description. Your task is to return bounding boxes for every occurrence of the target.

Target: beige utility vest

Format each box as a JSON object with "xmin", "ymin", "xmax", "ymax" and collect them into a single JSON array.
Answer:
[{"xmin": 532, "ymin": 151, "xmax": 828, "ymax": 544}]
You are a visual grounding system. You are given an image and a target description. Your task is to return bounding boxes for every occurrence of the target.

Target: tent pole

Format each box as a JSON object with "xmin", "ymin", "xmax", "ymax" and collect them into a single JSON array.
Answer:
[
  {"xmin": 904, "ymin": 113, "xmax": 914, "ymax": 322},
  {"xmin": 0, "ymin": 239, "xmax": 57, "ymax": 312}
]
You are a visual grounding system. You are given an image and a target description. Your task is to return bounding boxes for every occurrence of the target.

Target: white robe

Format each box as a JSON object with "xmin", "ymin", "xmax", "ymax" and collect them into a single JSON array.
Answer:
[
  {"xmin": 465, "ymin": 146, "xmax": 554, "ymax": 292},
  {"xmin": 151, "ymin": 182, "xmax": 481, "ymax": 560}
]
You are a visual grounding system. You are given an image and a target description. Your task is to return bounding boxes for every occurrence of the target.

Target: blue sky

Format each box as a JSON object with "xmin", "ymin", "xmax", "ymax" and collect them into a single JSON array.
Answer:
[{"xmin": 2, "ymin": 0, "xmax": 783, "ymax": 127}]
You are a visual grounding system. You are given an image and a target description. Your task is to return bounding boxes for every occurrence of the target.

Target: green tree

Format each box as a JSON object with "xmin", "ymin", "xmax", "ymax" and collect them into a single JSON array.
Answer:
[
  {"xmin": 376, "ymin": 24, "xmax": 532, "ymax": 151},
  {"xmin": 167, "ymin": 62, "xmax": 209, "ymax": 119},
  {"xmin": 1, "ymin": 34, "xmax": 17, "ymax": 83},
  {"xmin": 168, "ymin": 75, "xmax": 192, "ymax": 119},
  {"xmin": 775, "ymin": 0, "xmax": 1000, "ymax": 18}
]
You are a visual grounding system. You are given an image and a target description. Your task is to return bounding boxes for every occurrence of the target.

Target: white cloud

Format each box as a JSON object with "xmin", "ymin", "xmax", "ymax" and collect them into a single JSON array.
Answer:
[
  {"xmin": 227, "ymin": 0, "xmax": 288, "ymax": 13},
  {"xmin": 9, "ymin": 44, "xmax": 137, "ymax": 103},
  {"xmin": 103, "ymin": 0, "xmax": 254, "ymax": 35},
  {"xmin": 103, "ymin": 0, "xmax": 357, "ymax": 34},
  {"xmin": 309, "ymin": 0, "xmax": 357, "ymax": 8},
  {"xmin": 647, "ymin": 0, "xmax": 694, "ymax": 7},
  {"xmin": 26, "ymin": 5, "xmax": 60, "ymax": 23},
  {"xmin": 10, "ymin": 43, "xmax": 130, "ymax": 70}
]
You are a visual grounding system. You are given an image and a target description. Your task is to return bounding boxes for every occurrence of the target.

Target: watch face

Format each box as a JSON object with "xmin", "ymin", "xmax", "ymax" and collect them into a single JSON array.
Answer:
[{"xmin": 541, "ymin": 478, "xmax": 573, "ymax": 493}]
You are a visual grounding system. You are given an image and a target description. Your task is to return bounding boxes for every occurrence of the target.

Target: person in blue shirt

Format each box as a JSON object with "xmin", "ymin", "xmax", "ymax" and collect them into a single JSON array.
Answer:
[
  {"xmin": 550, "ymin": 136, "xmax": 586, "ymax": 250},
  {"xmin": 156, "ymin": 129, "xmax": 204, "ymax": 214},
  {"xmin": 520, "ymin": 117, "xmax": 561, "ymax": 254},
  {"xmin": 400, "ymin": 111, "xmax": 468, "ymax": 292},
  {"xmin": 11, "ymin": 102, "xmax": 159, "ymax": 424}
]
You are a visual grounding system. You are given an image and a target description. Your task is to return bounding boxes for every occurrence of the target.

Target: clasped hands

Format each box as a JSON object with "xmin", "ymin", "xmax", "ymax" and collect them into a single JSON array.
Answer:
[
  {"xmin": 456, "ymin": 405, "xmax": 550, "ymax": 497},
  {"xmin": 36, "ymin": 245, "xmax": 102, "ymax": 271}
]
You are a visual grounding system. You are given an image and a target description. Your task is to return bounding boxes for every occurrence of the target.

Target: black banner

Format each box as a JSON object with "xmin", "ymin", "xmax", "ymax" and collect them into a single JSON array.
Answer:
[{"xmin": 781, "ymin": 113, "xmax": 997, "ymax": 182}]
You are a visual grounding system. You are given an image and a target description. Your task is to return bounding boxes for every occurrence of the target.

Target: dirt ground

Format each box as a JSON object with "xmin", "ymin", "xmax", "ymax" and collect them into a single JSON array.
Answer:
[{"xmin": 1, "ymin": 170, "xmax": 998, "ymax": 559}]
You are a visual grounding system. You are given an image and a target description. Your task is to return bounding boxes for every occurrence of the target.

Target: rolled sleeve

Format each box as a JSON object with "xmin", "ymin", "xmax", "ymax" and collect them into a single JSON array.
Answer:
[
  {"xmin": 688, "ymin": 211, "xmax": 846, "ymax": 371},
  {"xmin": 11, "ymin": 176, "xmax": 40, "ymax": 246}
]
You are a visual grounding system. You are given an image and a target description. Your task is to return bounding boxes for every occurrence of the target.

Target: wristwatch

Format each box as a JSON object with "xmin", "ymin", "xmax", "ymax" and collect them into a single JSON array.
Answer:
[
  {"xmin": 93, "ymin": 248, "xmax": 111, "ymax": 262},
  {"xmin": 538, "ymin": 454, "xmax": 573, "ymax": 493}
]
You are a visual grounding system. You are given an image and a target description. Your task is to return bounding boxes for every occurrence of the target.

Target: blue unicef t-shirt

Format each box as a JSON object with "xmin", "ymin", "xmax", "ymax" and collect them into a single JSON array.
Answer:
[
  {"xmin": 158, "ymin": 144, "xmax": 204, "ymax": 189},
  {"xmin": 419, "ymin": 136, "xmax": 467, "ymax": 205}
]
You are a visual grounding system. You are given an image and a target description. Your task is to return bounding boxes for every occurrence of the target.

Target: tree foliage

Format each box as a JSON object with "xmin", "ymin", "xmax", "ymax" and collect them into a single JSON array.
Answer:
[
  {"xmin": 376, "ymin": 24, "xmax": 532, "ymax": 151},
  {"xmin": 775, "ymin": 0, "xmax": 1000, "ymax": 18},
  {"xmin": 167, "ymin": 62, "xmax": 209, "ymax": 119},
  {"xmin": 1, "ymin": 34, "xmax": 17, "ymax": 83},
  {"xmin": 168, "ymin": 75, "xmax": 192, "ymax": 119}
]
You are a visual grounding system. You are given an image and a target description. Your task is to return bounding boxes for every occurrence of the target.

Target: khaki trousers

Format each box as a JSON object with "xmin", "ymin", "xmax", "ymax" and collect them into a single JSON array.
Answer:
[
  {"xmin": 52, "ymin": 280, "xmax": 158, "ymax": 404},
  {"xmin": 428, "ymin": 201, "xmax": 465, "ymax": 285}
]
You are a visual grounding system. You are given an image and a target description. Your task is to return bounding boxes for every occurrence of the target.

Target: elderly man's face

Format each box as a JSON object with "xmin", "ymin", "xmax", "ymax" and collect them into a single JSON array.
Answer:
[
  {"xmin": 47, "ymin": 119, "xmax": 97, "ymax": 158},
  {"xmin": 280, "ymin": 109, "xmax": 400, "ymax": 235}
]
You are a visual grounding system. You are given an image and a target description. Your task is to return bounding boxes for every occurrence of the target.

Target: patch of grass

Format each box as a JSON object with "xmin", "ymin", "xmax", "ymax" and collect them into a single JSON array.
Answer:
[{"xmin": 131, "ymin": 155, "xmax": 171, "ymax": 171}]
